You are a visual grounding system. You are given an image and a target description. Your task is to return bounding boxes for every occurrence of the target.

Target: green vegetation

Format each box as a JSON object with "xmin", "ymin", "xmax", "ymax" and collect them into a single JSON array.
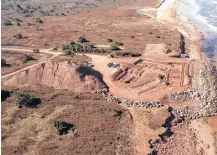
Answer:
[
  {"xmin": 14, "ymin": 33, "xmax": 23, "ymax": 39},
  {"xmin": 78, "ymin": 36, "xmax": 88, "ymax": 43},
  {"xmin": 62, "ymin": 40, "xmax": 141, "ymax": 57},
  {"xmin": 107, "ymin": 38, "xmax": 113, "ymax": 42},
  {"xmin": 114, "ymin": 109, "xmax": 123, "ymax": 117},
  {"xmin": 112, "ymin": 51, "xmax": 141, "ymax": 57},
  {"xmin": 17, "ymin": 21, "xmax": 21, "ymax": 26},
  {"xmin": 15, "ymin": 18, "xmax": 23, "ymax": 22},
  {"xmin": 62, "ymin": 41, "xmax": 106, "ymax": 55},
  {"xmin": 110, "ymin": 45, "xmax": 120, "ymax": 51},
  {"xmin": 36, "ymin": 18, "xmax": 43, "ymax": 24},
  {"xmin": 15, "ymin": 92, "xmax": 41, "ymax": 108},
  {"xmin": 54, "ymin": 120, "xmax": 76, "ymax": 135},
  {"xmin": 115, "ymin": 42, "xmax": 124, "ymax": 46},
  {"xmin": 1, "ymin": 58, "xmax": 10, "ymax": 67},
  {"xmin": 21, "ymin": 55, "xmax": 34, "ymax": 63},
  {"xmin": 33, "ymin": 48, "xmax": 40, "ymax": 53},
  {"xmin": 1, "ymin": 90, "xmax": 11, "ymax": 102},
  {"xmin": 3, "ymin": 19, "xmax": 13, "ymax": 26},
  {"xmin": 1, "ymin": 58, "xmax": 6, "ymax": 67},
  {"xmin": 16, "ymin": 4, "xmax": 23, "ymax": 11},
  {"xmin": 165, "ymin": 49, "xmax": 172, "ymax": 54}
]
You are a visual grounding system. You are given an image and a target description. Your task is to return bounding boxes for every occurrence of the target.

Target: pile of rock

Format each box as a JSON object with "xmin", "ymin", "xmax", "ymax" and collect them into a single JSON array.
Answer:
[
  {"xmin": 195, "ymin": 61, "xmax": 217, "ymax": 114},
  {"xmin": 176, "ymin": 108, "xmax": 217, "ymax": 120},
  {"xmin": 121, "ymin": 100, "xmax": 162, "ymax": 108},
  {"xmin": 93, "ymin": 88, "xmax": 163, "ymax": 108},
  {"xmin": 168, "ymin": 90, "xmax": 201, "ymax": 102}
]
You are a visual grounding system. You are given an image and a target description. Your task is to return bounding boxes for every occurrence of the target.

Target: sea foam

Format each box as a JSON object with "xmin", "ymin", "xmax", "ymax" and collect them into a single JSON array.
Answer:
[{"xmin": 177, "ymin": 0, "xmax": 217, "ymax": 58}]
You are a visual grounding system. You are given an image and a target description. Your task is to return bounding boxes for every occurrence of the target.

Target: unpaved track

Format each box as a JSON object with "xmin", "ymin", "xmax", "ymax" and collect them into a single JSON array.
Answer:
[{"xmin": 1, "ymin": 47, "xmax": 62, "ymax": 79}]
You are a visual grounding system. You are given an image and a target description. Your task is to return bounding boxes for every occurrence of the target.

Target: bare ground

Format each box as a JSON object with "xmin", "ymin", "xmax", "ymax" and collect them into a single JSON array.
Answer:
[{"xmin": 1, "ymin": 85, "xmax": 135, "ymax": 155}]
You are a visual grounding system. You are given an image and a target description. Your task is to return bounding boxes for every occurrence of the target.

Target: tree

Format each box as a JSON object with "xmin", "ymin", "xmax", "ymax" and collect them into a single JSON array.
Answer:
[
  {"xmin": 14, "ymin": 33, "xmax": 23, "ymax": 39},
  {"xmin": 36, "ymin": 18, "xmax": 43, "ymax": 24},
  {"xmin": 3, "ymin": 20, "xmax": 13, "ymax": 26},
  {"xmin": 1, "ymin": 58, "xmax": 10, "ymax": 67},
  {"xmin": 1, "ymin": 90, "xmax": 11, "ymax": 102},
  {"xmin": 107, "ymin": 38, "xmax": 113, "ymax": 42},
  {"xmin": 33, "ymin": 48, "xmax": 40, "ymax": 53},
  {"xmin": 17, "ymin": 4, "xmax": 23, "ymax": 11},
  {"xmin": 115, "ymin": 42, "xmax": 124, "ymax": 46},
  {"xmin": 78, "ymin": 36, "xmax": 88, "ymax": 43},
  {"xmin": 21, "ymin": 55, "xmax": 34, "ymax": 63},
  {"xmin": 17, "ymin": 21, "xmax": 21, "ymax": 26},
  {"xmin": 111, "ymin": 45, "xmax": 120, "ymax": 50},
  {"xmin": 15, "ymin": 92, "xmax": 41, "ymax": 108},
  {"xmin": 54, "ymin": 120, "xmax": 76, "ymax": 135},
  {"xmin": 1, "ymin": 58, "xmax": 7, "ymax": 67}
]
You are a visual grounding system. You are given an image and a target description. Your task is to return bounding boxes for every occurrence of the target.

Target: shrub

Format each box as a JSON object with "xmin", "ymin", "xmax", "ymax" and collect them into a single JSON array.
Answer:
[
  {"xmin": 1, "ymin": 58, "xmax": 7, "ymax": 67},
  {"xmin": 17, "ymin": 21, "xmax": 21, "ymax": 26},
  {"xmin": 130, "ymin": 36, "xmax": 135, "ymax": 39},
  {"xmin": 54, "ymin": 120, "xmax": 76, "ymax": 135},
  {"xmin": 33, "ymin": 48, "xmax": 40, "ymax": 53},
  {"xmin": 36, "ymin": 18, "xmax": 43, "ymax": 24},
  {"xmin": 21, "ymin": 55, "xmax": 34, "ymax": 63},
  {"xmin": 15, "ymin": 18, "xmax": 23, "ymax": 22},
  {"xmin": 1, "ymin": 58, "xmax": 10, "ymax": 67},
  {"xmin": 14, "ymin": 33, "xmax": 22, "ymax": 39},
  {"xmin": 156, "ymin": 36, "xmax": 160, "ymax": 38},
  {"xmin": 115, "ymin": 42, "xmax": 124, "ymax": 46},
  {"xmin": 15, "ymin": 92, "xmax": 41, "ymax": 108},
  {"xmin": 62, "ymin": 41, "xmax": 107, "ymax": 55},
  {"xmin": 17, "ymin": 4, "xmax": 23, "ymax": 10},
  {"xmin": 1, "ymin": 90, "xmax": 11, "ymax": 102},
  {"xmin": 78, "ymin": 36, "xmax": 88, "ymax": 43},
  {"xmin": 64, "ymin": 49, "xmax": 75, "ymax": 56},
  {"xmin": 3, "ymin": 20, "xmax": 13, "ymax": 26},
  {"xmin": 114, "ymin": 109, "xmax": 123, "ymax": 117},
  {"xmin": 111, "ymin": 45, "xmax": 120, "ymax": 51},
  {"xmin": 114, "ymin": 51, "xmax": 141, "ymax": 57},
  {"xmin": 107, "ymin": 38, "xmax": 113, "ymax": 42}
]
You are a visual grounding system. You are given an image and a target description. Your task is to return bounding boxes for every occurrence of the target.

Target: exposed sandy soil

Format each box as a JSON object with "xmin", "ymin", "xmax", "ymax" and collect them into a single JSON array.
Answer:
[
  {"xmin": 3, "ymin": 58, "xmax": 106, "ymax": 93},
  {"xmin": 130, "ymin": 107, "xmax": 170, "ymax": 154},
  {"xmin": 1, "ymin": 50, "xmax": 51, "ymax": 75},
  {"xmin": 154, "ymin": 122, "xmax": 198, "ymax": 155},
  {"xmin": 1, "ymin": 1, "xmax": 180, "ymax": 54},
  {"xmin": 190, "ymin": 119, "xmax": 217, "ymax": 155},
  {"xmin": 86, "ymin": 47, "xmax": 192, "ymax": 102},
  {"xmin": 2, "ymin": 0, "xmax": 217, "ymax": 155},
  {"xmin": 206, "ymin": 116, "xmax": 217, "ymax": 131},
  {"xmin": 1, "ymin": 85, "xmax": 134, "ymax": 155}
]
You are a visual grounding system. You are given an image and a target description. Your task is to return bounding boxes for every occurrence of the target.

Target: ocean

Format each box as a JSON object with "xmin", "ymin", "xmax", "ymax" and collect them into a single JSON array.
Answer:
[{"xmin": 178, "ymin": 0, "xmax": 217, "ymax": 58}]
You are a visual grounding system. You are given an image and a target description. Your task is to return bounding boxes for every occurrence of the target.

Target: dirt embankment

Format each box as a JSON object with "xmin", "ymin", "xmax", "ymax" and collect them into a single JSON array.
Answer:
[{"xmin": 3, "ymin": 60, "xmax": 106, "ymax": 92}]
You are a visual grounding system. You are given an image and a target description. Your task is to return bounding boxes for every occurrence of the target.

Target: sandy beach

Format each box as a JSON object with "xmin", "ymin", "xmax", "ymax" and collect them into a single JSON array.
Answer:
[{"xmin": 156, "ymin": 0, "xmax": 202, "ymax": 60}]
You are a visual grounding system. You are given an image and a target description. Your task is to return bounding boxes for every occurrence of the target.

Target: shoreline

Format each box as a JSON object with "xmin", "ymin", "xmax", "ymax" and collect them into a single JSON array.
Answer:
[{"xmin": 156, "ymin": 0, "xmax": 203, "ymax": 60}]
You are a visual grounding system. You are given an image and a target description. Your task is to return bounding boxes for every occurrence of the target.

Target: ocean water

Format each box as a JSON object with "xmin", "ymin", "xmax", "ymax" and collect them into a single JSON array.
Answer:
[{"xmin": 178, "ymin": 0, "xmax": 217, "ymax": 58}]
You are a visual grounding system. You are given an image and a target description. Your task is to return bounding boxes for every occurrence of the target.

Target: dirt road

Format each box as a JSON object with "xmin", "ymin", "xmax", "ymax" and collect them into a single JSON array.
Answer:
[
  {"xmin": 1, "ymin": 47, "xmax": 62, "ymax": 79},
  {"xmin": 85, "ymin": 54, "xmax": 155, "ymax": 101}
]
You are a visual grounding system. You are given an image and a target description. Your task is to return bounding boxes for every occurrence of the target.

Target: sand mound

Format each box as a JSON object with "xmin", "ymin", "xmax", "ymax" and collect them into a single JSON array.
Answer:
[{"xmin": 3, "ymin": 60, "xmax": 105, "ymax": 92}]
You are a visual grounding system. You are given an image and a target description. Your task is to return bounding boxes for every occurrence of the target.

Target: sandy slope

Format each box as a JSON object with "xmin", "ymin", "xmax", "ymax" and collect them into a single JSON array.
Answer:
[
  {"xmin": 1, "ymin": 48, "xmax": 61, "ymax": 80},
  {"xmin": 156, "ymin": 0, "xmax": 202, "ymax": 60}
]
